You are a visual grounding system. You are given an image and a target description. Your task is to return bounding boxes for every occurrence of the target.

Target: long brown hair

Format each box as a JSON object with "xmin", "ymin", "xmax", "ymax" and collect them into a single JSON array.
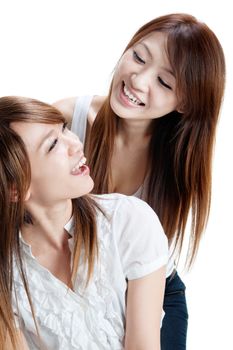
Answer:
[
  {"xmin": 0, "ymin": 96, "xmax": 99, "ymax": 348},
  {"xmin": 87, "ymin": 13, "xmax": 226, "ymax": 267}
]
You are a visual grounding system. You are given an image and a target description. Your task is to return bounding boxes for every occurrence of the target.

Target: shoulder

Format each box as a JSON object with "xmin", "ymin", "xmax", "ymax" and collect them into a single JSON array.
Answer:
[
  {"xmin": 53, "ymin": 97, "xmax": 77, "ymax": 125},
  {"xmin": 93, "ymin": 192, "xmax": 146, "ymax": 212},
  {"xmin": 88, "ymin": 95, "xmax": 106, "ymax": 125},
  {"xmin": 93, "ymin": 193, "xmax": 164, "ymax": 232},
  {"xmin": 53, "ymin": 95, "xmax": 106, "ymax": 127},
  {"xmin": 93, "ymin": 194, "xmax": 168, "ymax": 280},
  {"xmin": 92, "ymin": 193, "xmax": 128, "ymax": 219}
]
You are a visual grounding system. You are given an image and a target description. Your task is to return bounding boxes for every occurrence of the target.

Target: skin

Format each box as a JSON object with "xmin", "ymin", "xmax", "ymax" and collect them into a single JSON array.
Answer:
[
  {"xmin": 54, "ymin": 31, "xmax": 179, "ymax": 196},
  {"xmin": 11, "ymin": 121, "xmax": 93, "ymax": 285},
  {"xmin": 110, "ymin": 31, "xmax": 177, "ymax": 122},
  {"xmin": 125, "ymin": 267, "xmax": 165, "ymax": 350},
  {"xmin": 10, "ymin": 121, "xmax": 165, "ymax": 349}
]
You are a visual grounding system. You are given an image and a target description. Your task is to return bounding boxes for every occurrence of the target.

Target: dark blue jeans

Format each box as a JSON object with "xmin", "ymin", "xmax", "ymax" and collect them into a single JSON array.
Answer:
[{"xmin": 161, "ymin": 271, "xmax": 188, "ymax": 350}]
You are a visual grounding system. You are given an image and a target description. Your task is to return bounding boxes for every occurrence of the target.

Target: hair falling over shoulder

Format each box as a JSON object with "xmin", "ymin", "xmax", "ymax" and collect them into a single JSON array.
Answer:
[
  {"xmin": 0, "ymin": 96, "xmax": 99, "ymax": 348},
  {"xmin": 87, "ymin": 13, "xmax": 226, "ymax": 268}
]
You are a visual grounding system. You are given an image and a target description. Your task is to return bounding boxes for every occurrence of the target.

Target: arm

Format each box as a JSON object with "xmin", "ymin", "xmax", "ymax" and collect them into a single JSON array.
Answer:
[
  {"xmin": 113, "ymin": 196, "xmax": 168, "ymax": 349},
  {"xmin": 125, "ymin": 266, "xmax": 166, "ymax": 350}
]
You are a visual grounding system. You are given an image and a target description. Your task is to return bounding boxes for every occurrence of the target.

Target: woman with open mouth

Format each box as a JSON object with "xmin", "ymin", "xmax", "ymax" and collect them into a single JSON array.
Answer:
[{"xmin": 0, "ymin": 96, "xmax": 168, "ymax": 349}]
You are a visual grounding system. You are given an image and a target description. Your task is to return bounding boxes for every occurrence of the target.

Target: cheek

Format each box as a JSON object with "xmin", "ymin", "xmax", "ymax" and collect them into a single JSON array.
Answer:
[
  {"xmin": 114, "ymin": 57, "xmax": 131, "ymax": 80},
  {"xmin": 112, "ymin": 68, "xmax": 122, "ymax": 87},
  {"xmin": 149, "ymin": 91, "xmax": 177, "ymax": 116},
  {"xmin": 31, "ymin": 156, "xmax": 68, "ymax": 183},
  {"xmin": 53, "ymin": 143, "xmax": 68, "ymax": 156},
  {"xmin": 167, "ymin": 95, "xmax": 178, "ymax": 110},
  {"xmin": 154, "ymin": 89, "xmax": 177, "ymax": 107}
]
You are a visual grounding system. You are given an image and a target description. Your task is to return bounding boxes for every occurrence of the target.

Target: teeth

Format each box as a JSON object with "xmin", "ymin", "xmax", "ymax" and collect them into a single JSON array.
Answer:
[
  {"xmin": 123, "ymin": 84, "xmax": 143, "ymax": 105},
  {"xmin": 78, "ymin": 157, "xmax": 86, "ymax": 168},
  {"xmin": 72, "ymin": 157, "xmax": 86, "ymax": 172}
]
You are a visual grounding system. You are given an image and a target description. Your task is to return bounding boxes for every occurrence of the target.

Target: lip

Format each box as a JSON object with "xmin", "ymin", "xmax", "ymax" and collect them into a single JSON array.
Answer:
[
  {"xmin": 71, "ymin": 164, "xmax": 90, "ymax": 176},
  {"xmin": 119, "ymin": 81, "xmax": 145, "ymax": 108},
  {"xmin": 71, "ymin": 153, "xmax": 84, "ymax": 171},
  {"xmin": 124, "ymin": 81, "xmax": 143, "ymax": 103},
  {"xmin": 70, "ymin": 153, "xmax": 90, "ymax": 176},
  {"xmin": 80, "ymin": 165, "xmax": 90, "ymax": 176},
  {"xmin": 74, "ymin": 164, "xmax": 90, "ymax": 176}
]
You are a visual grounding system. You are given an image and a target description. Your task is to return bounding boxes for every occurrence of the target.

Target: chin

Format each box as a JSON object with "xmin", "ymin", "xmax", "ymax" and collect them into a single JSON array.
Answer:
[
  {"xmin": 87, "ymin": 179, "xmax": 95, "ymax": 194},
  {"xmin": 77, "ymin": 178, "xmax": 94, "ymax": 198}
]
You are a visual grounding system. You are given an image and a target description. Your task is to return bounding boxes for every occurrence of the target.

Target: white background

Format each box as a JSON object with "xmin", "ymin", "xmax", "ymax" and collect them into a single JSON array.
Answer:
[{"xmin": 0, "ymin": 1, "xmax": 232, "ymax": 349}]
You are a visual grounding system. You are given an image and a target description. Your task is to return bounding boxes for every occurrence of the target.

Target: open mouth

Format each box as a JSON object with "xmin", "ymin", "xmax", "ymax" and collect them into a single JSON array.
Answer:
[
  {"xmin": 122, "ymin": 82, "xmax": 145, "ymax": 106},
  {"xmin": 71, "ymin": 157, "xmax": 89, "ymax": 175}
]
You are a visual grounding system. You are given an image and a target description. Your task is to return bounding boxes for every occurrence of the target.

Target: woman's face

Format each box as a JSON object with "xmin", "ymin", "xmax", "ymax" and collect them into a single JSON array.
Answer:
[
  {"xmin": 11, "ymin": 122, "xmax": 94, "ymax": 205},
  {"xmin": 110, "ymin": 31, "xmax": 178, "ymax": 120}
]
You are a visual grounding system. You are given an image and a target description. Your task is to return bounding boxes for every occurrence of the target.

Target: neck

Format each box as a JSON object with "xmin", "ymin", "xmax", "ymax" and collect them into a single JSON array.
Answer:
[
  {"xmin": 22, "ymin": 199, "xmax": 72, "ymax": 249},
  {"xmin": 118, "ymin": 118, "xmax": 152, "ymax": 147}
]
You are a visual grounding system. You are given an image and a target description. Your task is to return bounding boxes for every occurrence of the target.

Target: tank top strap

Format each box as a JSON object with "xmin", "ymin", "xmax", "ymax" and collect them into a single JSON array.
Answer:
[{"xmin": 71, "ymin": 95, "xmax": 93, "ymax": 144}]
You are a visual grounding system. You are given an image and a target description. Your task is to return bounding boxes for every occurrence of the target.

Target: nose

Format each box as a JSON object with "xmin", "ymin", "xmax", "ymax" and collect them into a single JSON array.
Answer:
[
  {"xmin": 130, "ymin": 70, "xmax": 151, "ymax": 93},
  {"xmin": 66, "ymin": 132, "xmax": 83, "ymax": 157}
]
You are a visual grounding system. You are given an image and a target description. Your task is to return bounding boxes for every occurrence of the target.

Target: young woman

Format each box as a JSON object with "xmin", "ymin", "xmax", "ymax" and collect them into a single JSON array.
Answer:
[
  {"xmin": 54, "ymin": 13, "xmax": 226, "ymax": 349},
  {"xmin": 0, "ymin": 96, "xmax": 168, "ymax": 349}
]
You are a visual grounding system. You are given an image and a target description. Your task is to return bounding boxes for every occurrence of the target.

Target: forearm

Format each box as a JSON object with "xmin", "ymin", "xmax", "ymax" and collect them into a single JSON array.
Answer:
[{"xmin": 125, "ymin": 335, "xmax": 160, "ymax": 350}]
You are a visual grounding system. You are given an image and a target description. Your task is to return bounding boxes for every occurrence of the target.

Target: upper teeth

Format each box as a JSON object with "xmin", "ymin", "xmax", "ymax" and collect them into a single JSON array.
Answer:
[
  {"xmin": 72, "ymin": 157, "xmax": 86, "ymax": 172},
  {"xmin": 123, "ymin": 84, "xmax": 143, "ymax": 105}
]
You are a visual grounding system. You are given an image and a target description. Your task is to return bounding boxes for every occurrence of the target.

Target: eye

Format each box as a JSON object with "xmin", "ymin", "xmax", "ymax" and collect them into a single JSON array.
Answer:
[
  {"xmin": 62, "ymin": 122, "xmax": 67, "ymax": 132},
  {"xmin": 158, "ymin": 76, "xmax": 172, "ymax": 90},
  {"xmin": 48, "ymin": 123, "xmax": 67, "ymax": 152},
  {"xmin": 48, "ymin": 138, "xmax": 58, "ymax": 152},
  {"xmin": 133, "ymin": 50, "xmax": 145, "ymax": 64}
]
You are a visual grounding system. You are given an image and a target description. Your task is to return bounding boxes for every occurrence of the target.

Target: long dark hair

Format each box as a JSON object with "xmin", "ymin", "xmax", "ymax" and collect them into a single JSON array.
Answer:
[
  {"xmin": 86, "ymin": 13, "xmax": 226, "ymax": 267},
  {"xmin": 0, "ymin": 96, "xmax": 99, "ymax": 348}
]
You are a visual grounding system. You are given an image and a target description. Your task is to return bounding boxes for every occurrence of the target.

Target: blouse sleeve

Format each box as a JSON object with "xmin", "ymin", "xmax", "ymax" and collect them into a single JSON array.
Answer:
[{"xmin": 112, "ymin": 196, "xmax": 168, "ymax": 280}]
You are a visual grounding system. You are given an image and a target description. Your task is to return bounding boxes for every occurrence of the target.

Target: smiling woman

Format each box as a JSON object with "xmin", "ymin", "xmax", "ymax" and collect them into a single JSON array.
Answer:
[
  {"xmin": 0, "ymin": 96, "xmax": 168, "ymax": 349},
  {"xmin": 11, "ymin": 121, "xmax": 93, "ymax": 204},
  {"xmin": 54, "ymin": 13, "xmax": 226, "ymax": 350},
  {"xmin": 111, "ymin": 31, "xmax": 178, "ymax": 119}
]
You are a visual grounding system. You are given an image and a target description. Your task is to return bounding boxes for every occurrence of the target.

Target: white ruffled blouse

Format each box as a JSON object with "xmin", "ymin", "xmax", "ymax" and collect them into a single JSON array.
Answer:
[{"xmin": 13, "ymin": 194, "xmax": 168, "ymax": 349}]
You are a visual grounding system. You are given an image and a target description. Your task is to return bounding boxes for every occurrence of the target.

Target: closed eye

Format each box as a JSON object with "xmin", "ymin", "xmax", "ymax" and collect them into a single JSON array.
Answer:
[
  {"xmin": 62, "ymin": 122, "xmax": 68, "ymax": 132},
  {"xmin": 48, "ymin": 138, "xmax": 58, "ymax": 152},
  {"xmin": 133, "ymin": 50, "xmax": 145, "ymax": 64},
  {"xmin": 48, "ymin": 122, "xmax": 67, "ymax": 152},
  {"xmin": 158, "ymin": 76, "xmax": 172, "ymax": 90}
]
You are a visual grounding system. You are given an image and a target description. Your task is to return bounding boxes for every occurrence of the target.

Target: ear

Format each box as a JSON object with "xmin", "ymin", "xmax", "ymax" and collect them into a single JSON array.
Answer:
[
  {"xmin": 10, "ymin": 186, "xmax": 31, "ymax": 202},
  {"xmin": 176, "ymin": 102, "xmax": 185, "ymax": 114},
  {"xmin": 24, "ymin": 189, "xmax": 31, "ymax": 201},
  {"xmin": 10, "ymin": 187, "xmax": 18, "ymax": 202}
]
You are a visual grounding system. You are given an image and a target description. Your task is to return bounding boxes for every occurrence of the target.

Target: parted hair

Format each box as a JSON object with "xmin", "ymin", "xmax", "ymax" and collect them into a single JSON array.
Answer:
[
  {"xmin": 86, "ymin": 13, "xmax": 226, "ymax": 267},
  {"xmin": 0, "ymin": 96, "xmax": 99, "ymax": 349}
]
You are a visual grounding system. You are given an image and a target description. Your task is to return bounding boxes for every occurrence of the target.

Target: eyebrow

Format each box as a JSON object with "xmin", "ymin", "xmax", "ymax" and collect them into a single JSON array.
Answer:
[
  {"xmin": 138, "ymin": 42, "xmax": 153, "ymax": 59},
  {"xmin": 138, "ymin": 42, "xmax": 175, "ymax": 77},
  {"xmin": 37, "ymin": 129, "xmax": 55, "ymax": 150}
]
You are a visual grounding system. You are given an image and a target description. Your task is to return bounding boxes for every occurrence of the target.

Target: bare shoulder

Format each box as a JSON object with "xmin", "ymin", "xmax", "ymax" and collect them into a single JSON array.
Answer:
[
  {"xmin": 88, "ymin": 95, "xmax": 106, "ymax": 125},
  {"xmin": 53, "ymin": 95, "xmax": 106, "ymax": 126},
  {"xmin": 53, "ymin": 97, "xmax": 77, "ymax": 125}
]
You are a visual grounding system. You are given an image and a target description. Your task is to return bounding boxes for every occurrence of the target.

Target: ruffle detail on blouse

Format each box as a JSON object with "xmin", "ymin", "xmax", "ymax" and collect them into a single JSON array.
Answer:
[
  {"xmin": 13, "ymin": 208, "xmax": 125, "ymax": 349},
  {"xmin": 75, "ymin": 212, "xmax": 125, "ymax": 338}
]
